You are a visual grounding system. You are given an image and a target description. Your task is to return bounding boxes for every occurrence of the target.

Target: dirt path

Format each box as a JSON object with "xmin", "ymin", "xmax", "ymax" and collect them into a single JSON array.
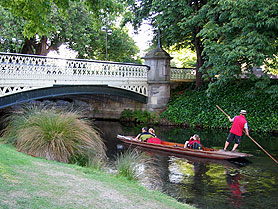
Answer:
[{"xmin": 1, "ymin": 158, "xmax": 194, "ymax": 209}]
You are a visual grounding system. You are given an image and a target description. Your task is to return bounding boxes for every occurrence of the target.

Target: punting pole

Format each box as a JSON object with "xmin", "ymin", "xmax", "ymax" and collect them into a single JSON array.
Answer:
[{"xmin": 216, "ymin": 105, "xmax": 278, "ymax": 164}]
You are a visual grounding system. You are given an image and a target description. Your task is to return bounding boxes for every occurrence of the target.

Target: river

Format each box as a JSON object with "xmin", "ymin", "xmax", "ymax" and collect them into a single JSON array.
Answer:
[{"xmin": 94, "ymin": 120, "xmax": 278, "ymax": 209}]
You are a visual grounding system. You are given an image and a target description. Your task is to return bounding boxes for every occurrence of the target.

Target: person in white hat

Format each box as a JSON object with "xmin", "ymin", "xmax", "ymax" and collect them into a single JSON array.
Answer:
[{"xmin": 224, "ymin": 110, "xmax": 249, "ymax": 151}]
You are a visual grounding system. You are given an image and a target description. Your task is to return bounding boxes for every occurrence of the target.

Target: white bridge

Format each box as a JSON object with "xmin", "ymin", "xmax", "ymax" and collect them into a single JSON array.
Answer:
[{"xmin": 0, "ymin": 52, "xmax": 195, "ymax": 108}]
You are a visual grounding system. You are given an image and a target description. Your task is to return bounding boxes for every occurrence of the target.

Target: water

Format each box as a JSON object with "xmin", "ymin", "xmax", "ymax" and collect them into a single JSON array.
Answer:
[{"xmin": 94, "ymin": 120, "xmax": 278, "ymax": 209}]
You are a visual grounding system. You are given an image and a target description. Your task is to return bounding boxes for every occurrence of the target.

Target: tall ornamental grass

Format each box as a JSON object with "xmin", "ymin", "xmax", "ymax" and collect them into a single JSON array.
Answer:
[
  {"xmin": 115, "ymin": 148, "xmax": 159, "ymax": 181},
  {"xmin": 1, "ymin": 106, "xmax": 107, "ymax": 165}
]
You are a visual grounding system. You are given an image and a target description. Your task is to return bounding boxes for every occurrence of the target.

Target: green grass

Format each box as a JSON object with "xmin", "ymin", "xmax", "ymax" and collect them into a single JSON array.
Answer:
[
  {"xmin": 0, "ymin": 143, "xmax": 195, "ymax": 209},
  {"xmin": 115, "ymin": 148, "xmax": 144, "ymax": 180}
]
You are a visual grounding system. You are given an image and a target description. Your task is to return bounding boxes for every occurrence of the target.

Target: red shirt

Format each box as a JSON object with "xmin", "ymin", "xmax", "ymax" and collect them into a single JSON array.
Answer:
[
  {"xmin": 189, "ymin": 139, "xmax": 201, "ymax": 145},
  {"xmin": 230, "ymin": 115, "xmax": 247, "ymax": 136}
]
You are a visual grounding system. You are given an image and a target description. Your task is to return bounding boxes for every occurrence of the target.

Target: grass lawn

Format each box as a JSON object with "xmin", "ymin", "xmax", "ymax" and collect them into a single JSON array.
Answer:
[{"xmin": 0, "ymin": 143, "xmax": 195, "ymax": 209}]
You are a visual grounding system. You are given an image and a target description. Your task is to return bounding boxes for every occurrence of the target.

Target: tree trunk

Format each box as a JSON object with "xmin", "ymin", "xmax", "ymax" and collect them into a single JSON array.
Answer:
[
  {"xmin": 21, "ymin": 38, "xmax": 35, "ymax": 55},
  {"xmin": 20, "ymin": 36, "xmax": 61, "ymax": 56},
  {"xmin": 35, "ymin": 36, "xmax": 48, "ymax": 56},
  {"xmin": 194, "ymin": 36, "xmax": 204, "ymax": 89}
]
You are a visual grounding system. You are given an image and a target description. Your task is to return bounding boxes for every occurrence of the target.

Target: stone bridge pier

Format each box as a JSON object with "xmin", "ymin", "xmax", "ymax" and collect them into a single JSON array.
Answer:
[{"xmin": 143, "ymin": 45, "xmax": 172, "ymax": 112}]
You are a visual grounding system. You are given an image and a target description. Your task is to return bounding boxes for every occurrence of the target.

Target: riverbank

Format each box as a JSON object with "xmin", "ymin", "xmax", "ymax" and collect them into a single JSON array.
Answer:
[
  {"xmin": 121, "ymin": 80, "xmax": 278, "ymax": 134},
  {"xmin": 0, "ymin": 143, "xmax": 194, "ymax": 209}
]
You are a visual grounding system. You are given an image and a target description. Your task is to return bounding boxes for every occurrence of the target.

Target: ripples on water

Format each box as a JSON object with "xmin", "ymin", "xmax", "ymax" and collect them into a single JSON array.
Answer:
[{"xmin": 95, "ymin": 121, "xmax": 278, "ymax": 209}]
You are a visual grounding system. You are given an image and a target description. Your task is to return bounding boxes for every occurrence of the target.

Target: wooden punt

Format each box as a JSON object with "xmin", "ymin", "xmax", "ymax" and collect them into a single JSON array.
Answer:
[{"xmin": 117, "ymin": 135, "xmax": 253, "ymax": 160}]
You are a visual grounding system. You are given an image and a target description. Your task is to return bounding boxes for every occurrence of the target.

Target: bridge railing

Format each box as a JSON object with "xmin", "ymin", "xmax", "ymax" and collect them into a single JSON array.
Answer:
[
  {"xmin": 0, "ymin": 52, "xmax": 149, "ymax": 97},
  {"xmin": 170, "ymin": 67, "xmax": 196, "ymax": 81}
]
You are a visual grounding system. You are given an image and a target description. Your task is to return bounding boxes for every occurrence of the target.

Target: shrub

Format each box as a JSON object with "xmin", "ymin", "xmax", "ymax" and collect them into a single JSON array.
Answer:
[
  {"xmin": 115, "ymin": 148, "xmax": 157, "ymax": 181},
  {"xmin": 2, "ymin": 106, "xmax": 107, "ymax": 164},
  {"xmin": 120, "ymin": 109, "xmax": 134, "ymax": 122},
  {"xmin": 133, "ymin": 110, "xmax": 151, "ymax": 123},
  {"xmin": 162, "ymin": 80, "xmax": 278, "ymax": 133},
  {"xmin": 120, "ymin": 109, "xmax": 153, "ymax": 124}
]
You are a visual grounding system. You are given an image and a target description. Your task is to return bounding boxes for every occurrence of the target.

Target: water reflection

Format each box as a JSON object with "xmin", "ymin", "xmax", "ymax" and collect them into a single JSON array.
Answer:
[
  {"xmin": 138, "ymin": 152, "xmax": 166, "ymax": 191},
  {"xmin": 225, "ymin": 168, "xmax": 245, "ymax": 208},
  {"xmin": 94, "ymin": 120, "xmax": 278, "ymax": 209},
  {"xmin": 163, "ymin": 156, "xmax": 253, "ymax": 208}
]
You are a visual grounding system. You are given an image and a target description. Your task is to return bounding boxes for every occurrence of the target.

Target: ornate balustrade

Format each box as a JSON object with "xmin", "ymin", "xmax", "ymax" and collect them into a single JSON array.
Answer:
[
  {"xmin": 0, "ymin": 53, "xmax": 149, "ymax": 97},
  {"xmin": 0, "ymin": 52, "xmax": 196, "ymax": 100},
  {"xmin": 170, "ymin": 67, "xmax": 196, "ymax": 80}
]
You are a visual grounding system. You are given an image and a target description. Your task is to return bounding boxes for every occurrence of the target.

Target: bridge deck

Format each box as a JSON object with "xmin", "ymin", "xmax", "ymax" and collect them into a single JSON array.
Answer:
[
  {"xmin": 0, "ymin": 52, "xmax": 151, "ymax": 97},
  {"xmin": 0, "ymin": 53, "xmax": 195, "ymax": 107}
]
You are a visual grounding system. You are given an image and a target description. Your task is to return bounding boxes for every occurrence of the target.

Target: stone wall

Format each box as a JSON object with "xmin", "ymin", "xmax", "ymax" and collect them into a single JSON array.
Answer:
[
  {"xmin": 70, "ymin": 95, "xmax": 145, "ymax": 119},
  {"xmin": 1, "ymin": 95, "xmax": 145, "ymax": 120}
]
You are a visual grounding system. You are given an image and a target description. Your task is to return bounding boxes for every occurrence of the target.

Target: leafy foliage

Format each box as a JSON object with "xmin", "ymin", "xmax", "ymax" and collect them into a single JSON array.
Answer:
[
  {"xmin": 161, "ymin": 79, "xmax": 278, "ymax": 133},
  {"xmin": 124, "ymin": 0, "xmax": 278, "ymax": 90},
  {"xmin": 0, "ymin": 6, "xmax": 25, "ymax": 53},
  {"xmin": 120, "ymin": 109, "xmax": 152, "ymax": 123},
  {"xmin": 0, "ymin": 1, "xmax": 140, "ymax": 63},
  {"xmin": 2, "ymin": 106, "xmax": 107, "ymax": 164},
  {"xmin": 200, "ymin": 0, "xmax": 278, "ymax": 92},
  {"xmin": 120, "ymin": 109, "xmax": 135, "ymax": 121},
  {"xmin": 0, "ymin": 0, "xmax": 120, "ymax": 38},
  {"xmin": 88, "ymin": 27, "xmax": 140, "ymax": 62},
  {"xmin": 123, "ymin": 0, "xmax": 209, "ymax": 88},
  {"xmin": 168, "ymin": 46, "xmax": 197, "ymax": 68}
]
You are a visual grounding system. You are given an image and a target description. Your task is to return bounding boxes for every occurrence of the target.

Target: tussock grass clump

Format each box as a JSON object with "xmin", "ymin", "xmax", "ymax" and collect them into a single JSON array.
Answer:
[
  {"xmin": 115, "ymin": 149, "xmax": 141, "ymax": 180},
  {"xmin": 115, "ymin": 148, "xmax": 158, "ymax": 181},
  {"xmin": 2, "ymin": 106, "xmax": 106, "ymax": 165}
]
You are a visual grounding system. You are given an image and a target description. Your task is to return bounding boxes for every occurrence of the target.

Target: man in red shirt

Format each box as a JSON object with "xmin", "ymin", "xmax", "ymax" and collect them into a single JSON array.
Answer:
[{"xmin": 224, "ymin": 110, "xmax": 249, "ymax": 151}]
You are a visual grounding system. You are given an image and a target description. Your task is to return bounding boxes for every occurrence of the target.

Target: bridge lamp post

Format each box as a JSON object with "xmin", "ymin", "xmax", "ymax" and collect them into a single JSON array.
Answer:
[{"xmin": 101, "ymin": 26, "xmax": 112, "ymax": 61}]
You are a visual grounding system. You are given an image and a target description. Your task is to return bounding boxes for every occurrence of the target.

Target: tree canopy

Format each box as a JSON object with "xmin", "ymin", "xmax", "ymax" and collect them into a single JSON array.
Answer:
[
  {"xmin": 0, "ymin": 0, "xmax": 120, "ymax": 38},
  {"xmin": 200, "ymin": 0, "xmax": 278, "ymax": 92},
  {"xmin": 0, "ymin": 1, "xmax": 140, "ymax": 63},
  {"xmin": 124, "ymin": 0, "xmax": 278, "ymax": 90},
  {"xmin": 124, "ymin": 0, "xmax": 208, "ymax": 88}
]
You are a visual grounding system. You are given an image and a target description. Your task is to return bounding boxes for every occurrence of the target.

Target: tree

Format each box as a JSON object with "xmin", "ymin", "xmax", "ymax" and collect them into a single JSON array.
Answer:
[
  {"xmin": 200, "ymin": 0, "xmax": 278, "ymax": 92},
  {"xmin": 0, "ymin": 6, "xmax": 25, "ymax": 53},
  {"xmin": 0, "ymin": 0, "xmax": 119, "ymax": 38},
  {"xmin": 0, "ymin": 1, "xmax": 140, "ymax": 63},
  {"xmin": 0, "ymin": 2, "xmax": 98, "ymax": 55},
  {"xmin": 124, "ymin": 0, "xmax": 278, "ymax": 90},
  {"xmin": 167, "ymin": 46, "xmax": 197, "ymax": 68},
  {"xmin": 0, "ymin": 0, "xmax": 122, "ymax": 56},
  {"xmin": 123, "ymin": 0, "xmax": 208, "ymax": 88},
  {"xmin": 96, "ymin": 27, "xmax": 140, "ymax": 62}
]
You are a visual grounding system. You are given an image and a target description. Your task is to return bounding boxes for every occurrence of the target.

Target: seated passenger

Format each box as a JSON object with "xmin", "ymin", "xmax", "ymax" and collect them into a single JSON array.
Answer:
[
  {"xmin": 147, "ymin": 128, "xmax": 162, "ymax": 144},
  {"xmin": 184, "ymin": 134, "xmax": 202, "ymax": 150},
  {"xmin": 135, "ymin": 127, "xmax": 155, "ymax": 142},
  {"xmin": 148, "ymin": 128, "xmax": 156, "ymax": 136}
]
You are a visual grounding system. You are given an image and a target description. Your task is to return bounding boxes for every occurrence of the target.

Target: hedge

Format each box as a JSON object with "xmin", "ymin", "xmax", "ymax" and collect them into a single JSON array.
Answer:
[{"xmin": 161, "ymin": 80, "xmax": 278, "ymax": 133}]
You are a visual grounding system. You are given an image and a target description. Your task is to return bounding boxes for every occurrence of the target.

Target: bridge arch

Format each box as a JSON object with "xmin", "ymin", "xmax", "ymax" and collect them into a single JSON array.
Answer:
[
  {"xmin": 0, "ymin": 85, "xmax": 147, "ymax": 109},
  {"xmin": 0, "ymin": 52, "xmax": 195, "ymax": 112}
]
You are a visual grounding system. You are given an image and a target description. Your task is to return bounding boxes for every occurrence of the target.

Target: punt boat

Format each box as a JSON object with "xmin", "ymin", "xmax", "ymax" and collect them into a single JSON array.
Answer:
[{"xmin": 117, "ymin": 135, "xmax": 253, "ymax": 160}]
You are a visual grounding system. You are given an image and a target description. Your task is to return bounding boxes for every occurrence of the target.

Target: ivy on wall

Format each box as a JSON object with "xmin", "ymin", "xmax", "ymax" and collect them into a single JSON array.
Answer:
[{"xmin": 162, "ymin": 80, "xmax": 278, "ymax": 133}]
